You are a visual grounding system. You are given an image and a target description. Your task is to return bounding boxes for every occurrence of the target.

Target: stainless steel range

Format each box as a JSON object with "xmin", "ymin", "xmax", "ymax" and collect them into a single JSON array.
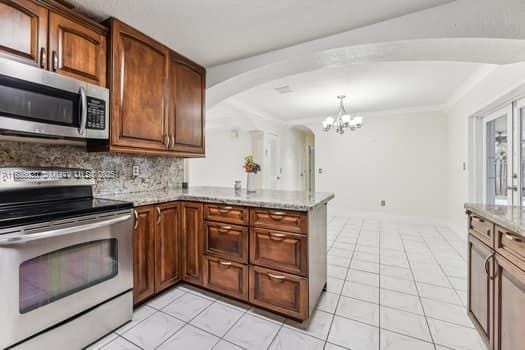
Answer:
[{"xmin": 0, "ymin": 167, "xmax": 134, "ymax": 350}]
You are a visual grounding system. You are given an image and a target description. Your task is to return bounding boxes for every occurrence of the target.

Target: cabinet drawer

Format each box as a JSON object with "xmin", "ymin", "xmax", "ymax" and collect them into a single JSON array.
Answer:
[
  {"xmin": 250, "ymin": 228, "xmax": 307, "ymax": 276},
  {"xmin": 249, "ymin": 266, "xmax": 308, "ymax": 320},
  {"xmin": 203, "ymin": 256, "xmax": 248, "ymax": 301},
  {"xmin": 204, "ymin": 221, "xmax": 248, "ymax": 263},
  {"xmin": 468, "ymin": 213, "xmax": 494, "ymax": 247},
  {"xmin": 251, "ymin": 209, "xmax": 307, "ymax": 234},
  {"xmin": 204, "ymin": 204, "xmax": 249, "ymax": 225},
  {"xmin": 496, "ymin": 226, "xmax": 525, "ymax": 271}
]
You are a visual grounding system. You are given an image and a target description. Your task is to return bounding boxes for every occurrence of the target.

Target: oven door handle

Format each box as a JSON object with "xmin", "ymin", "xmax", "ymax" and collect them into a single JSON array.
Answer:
[
  {"xmin": 0, "ymin": 213, "xmax": 132, "ymax": 245},
  {"xmin": 79, "ymin": 86, "xmax": 87, "ymax": 136}
]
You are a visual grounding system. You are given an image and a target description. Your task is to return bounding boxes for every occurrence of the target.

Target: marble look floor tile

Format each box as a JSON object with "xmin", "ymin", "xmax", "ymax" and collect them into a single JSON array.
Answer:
[
  {"xmin": 316, "ymin": 291, "xmax": 339, "ymax": 313},
  {"xmin": 379, "ymin": 265, "xmax": 413, "ymax": 280},
  {"xmin": 380, "ymin": 307, "xmax": 432, "ymax": 342},
  {"xmin": 285, "ymin": 309, "xmax": 334, "ymax": 340},
  {"xmin": 416, "ymin": 282, "xmax": 462, "ymax": 305},
  {"xmin": 121, "ymin": 312, "xmax": 185, "ymax": 350},
  {"xmin": 116, "ymin": 305, "xmax": 157, "ymax": 335},
  {"xmin": 224, "ymin": 313, "xmax": 280, "ymax": 350},
  {"xmin": 346, "ymin": 269, "xmax": 380, "ymax": 287},
  {"xmin": 86, "ymin": 333, "xmax": 119, "ymax": 350},
  {"xmin": 326, "ymin": 277, "xmax": 345, "ymax": 294},
  {"xmin": 212, "ymin": 340, "xmax": 243, "ymax": 350},
  {"xmin": 101, "ymin": 337, "xmax": 141, "ymax": 350},
  {"xmin": 380, "ymin": 329, "xmax": 434, "ymax": 350},
  {"xmin": 323, "ymin": 342, "xmax": 349, "ymax": 350},
  {"xmin": 380, "ymin": 289, "xmax": 423, "ymax": 315},
  {"xmin": 335, "ymin": 296, "xmax": 379, "ymax": 327},
  {"xmin": 380, "ymin": 276, "xmax": 418, "ymax": 295},
  {"xmin": 328, "ymin": 316, "xmax": 379, "ymax": 350},
  {"xmin": 247, "ymin": 307, "xmax": 285, "ymax": 324},
  {"xmin": 427, "ymin": 318, "xmax": 487, "ymax": 350},
  {"xmin": 328, "ymin": 255, "xmax": 352, "ymax": 267},
  {"xmin": 190, "ymin": 302, "xmax": 244, "ymax": 336},
  {"xmin": 421, "ymin": 299, "xmax": 473, "ymax": 327},
  {"xmin": 328, "ymin": 265, "xmax": 348, "ymax": 279},
  {"xmin": 269, "ymin": 327, "xmax": 325, "ymax": 350},
  {"xmin": 162, "ymin": 292, "xmax": 214, "ymax": 321},
  {"xmin": 341, "ymin": 281, "xmax": 379, "ymax": 303},
  {"xmin": 147, "ymin": 288, "xmax": 186, "ymax": 310},
  {"xmin": 158, "ymin": 324, "xmax": 219, "ymax": 350},
  {"xmin": 350, "ymin": 260, "xmax": 380, "ymax": 274}
]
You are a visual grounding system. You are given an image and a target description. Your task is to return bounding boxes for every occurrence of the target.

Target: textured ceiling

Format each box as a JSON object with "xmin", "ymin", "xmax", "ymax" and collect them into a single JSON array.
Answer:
[
  {"xmin": 226, "ymin": 61, "xmax": 491, "ymax": 121},
  {"xmin": 67, "ymin": 0, "xmax": 453, "ymax": 66}
]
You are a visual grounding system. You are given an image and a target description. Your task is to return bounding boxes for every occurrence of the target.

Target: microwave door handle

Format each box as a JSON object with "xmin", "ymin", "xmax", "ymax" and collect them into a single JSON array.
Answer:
[
  {"xmin": 0, "ymin": 213, "xmax": 131, "ymax": 245},
  {"xmin": 79, "ymin": 86, "xmax": 87, "ymax": 136}
]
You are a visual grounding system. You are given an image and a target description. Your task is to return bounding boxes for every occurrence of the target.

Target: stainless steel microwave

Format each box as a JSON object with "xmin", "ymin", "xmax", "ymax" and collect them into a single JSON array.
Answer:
[{"xmin": 0, "ymin": 57, "xmax": 109, "ymax": 140}]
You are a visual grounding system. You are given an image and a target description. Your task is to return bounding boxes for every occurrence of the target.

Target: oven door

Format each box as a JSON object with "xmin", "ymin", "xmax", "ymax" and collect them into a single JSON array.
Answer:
[{"xmin": 0, "ymin": 210, "xmax": 133, "ymax": 349}]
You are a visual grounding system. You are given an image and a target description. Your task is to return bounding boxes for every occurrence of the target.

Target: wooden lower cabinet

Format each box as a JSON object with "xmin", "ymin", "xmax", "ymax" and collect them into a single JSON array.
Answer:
[
  {"xmin": 249, "ymin": 265, "xmax": 308, "ymax": 320},
  {"xmin": 493, "ymin": 255, "xmax": 525, "ymax": 350},
  {"xmin": 181, "ymin": 202, "xmax": 204, "ymax": 285},
  {"xmin": 204, "ymin": 221, "xmax": 248, "ymax": 264},
  {"xmin": 133, "ymin": 206, "xmax": 156, "ymax": 304},
  {"xmin": 155, "ymin": 203, "xmax": 181, "ymax": 293},
  {"xmin": 468, "ymin": 234, "xmax": 493, "ymax": 347},
  {"xmin": 203, "ymin": 256, "xmax": 248, "ymax": 301}
]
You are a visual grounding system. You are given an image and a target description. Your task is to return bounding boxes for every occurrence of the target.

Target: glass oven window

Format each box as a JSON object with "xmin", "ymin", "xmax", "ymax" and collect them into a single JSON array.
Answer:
[
  {"xmin": 19, "ymin": 239, "xmax": 118, "ymax": 314},
  {"xmin": 0, "ymin": 75, "xmax": 80, "ymax": 127}
]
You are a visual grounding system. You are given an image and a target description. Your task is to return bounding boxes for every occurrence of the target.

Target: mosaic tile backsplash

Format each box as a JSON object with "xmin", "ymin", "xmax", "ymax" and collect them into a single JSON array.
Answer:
[{"xmin": 0, "ymin": 140, "xmax": 184, "ymax": 195}]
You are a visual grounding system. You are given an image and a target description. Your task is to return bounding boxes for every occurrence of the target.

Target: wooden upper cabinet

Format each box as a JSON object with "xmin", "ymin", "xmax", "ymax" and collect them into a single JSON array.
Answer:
[
  {"xmin": 48, "ymin": 12, "xmax": 106, "ymax": 86},
  {"xmin": 169, "ymin": 53, "xmax": 205, "ymax": 155},
  {"xmin": 109, "ymin": 19, "xmax": 169, "ymax": 152},
  {"xmin": 133, "ymin": 207, "xmax": 156, "ymax": 305},
  {"xmin": 0, "ymin": 0, "xmax": 48, "ymax": 68},
  {"xmin": 155, "ymin": 203, "xmax": 181, "ymax": 293},
  {"xmin": 181, "ymin": 202, "xmax": 204, "ymax": 285}
]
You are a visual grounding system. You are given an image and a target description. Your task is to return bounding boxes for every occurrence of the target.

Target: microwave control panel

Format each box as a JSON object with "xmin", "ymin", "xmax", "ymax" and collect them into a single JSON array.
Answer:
[{"xmin": 86, "ymin": 97, "xmax": 106, "ymax": 130}]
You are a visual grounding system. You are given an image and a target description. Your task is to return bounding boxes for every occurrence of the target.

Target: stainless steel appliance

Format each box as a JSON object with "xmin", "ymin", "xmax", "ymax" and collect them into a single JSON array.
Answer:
[
  {"xmin": 0, "ymin": 57, "xmax": 109, "ymax": 140},
  {"xmin": 0, "ymin": 167, "xmax": 133, "ymax": 350}
]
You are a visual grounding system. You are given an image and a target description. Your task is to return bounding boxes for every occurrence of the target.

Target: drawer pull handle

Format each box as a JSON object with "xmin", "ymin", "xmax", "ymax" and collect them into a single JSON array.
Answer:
[
  {"xmin": 156, "ymin": 207, "xmax": 161, "ymax": 224},
  {"xmin": 269, "ymin": 211, "xmax": 285, "ymax": 219},
  {"xmin": 472, "ymin": 215, "xmax": 485, "ymax": 223},
  {"xmin": 505, "ymin": 233, "xmax": 524, "ymax": 243},
  {"xmin": 219, "ymin": 206, "xmax": 233, "ymax": 213},
  {"xmin": 269, "ymin": 232, "xmax": 286, "ymax": 240},
  {"xmin": 218, "ymin": 225, "xmax": 232, "ymax": 231},
  {"xmin": 219, "ymin": 261, "xmax": 232, "ymax": 267},
  {"xmin": 484, "ymin": 252, "xmax": 496, "ymax": 280},
  {"xmin": 133, "ymin": 210, "xmax": 139, "ymax": 230},
  {"xmin": 268, "ymin": 273, "xmax": 286, "ymax": 280}
]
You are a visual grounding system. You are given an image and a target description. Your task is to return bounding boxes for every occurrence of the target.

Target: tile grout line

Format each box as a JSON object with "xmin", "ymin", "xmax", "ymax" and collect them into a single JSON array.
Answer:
[
  {"xmin": 324, "ymin": 216, "xmax": 363, "ymax": 349},
  {"xmin": 398, "ymin": 225, "xmax": 438, "ymax": 350}
]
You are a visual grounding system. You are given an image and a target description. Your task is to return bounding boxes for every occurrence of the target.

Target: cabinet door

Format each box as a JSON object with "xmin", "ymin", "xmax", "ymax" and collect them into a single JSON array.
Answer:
[
  {"xmin": 170, "ymin": 55, "xmax": 205, "ymax": 155},
  {"xmin": 133, "ymin": 207, "xmax": 156, "ymax": 304},
  {"xmin": 468, "ymin": 234, "xmax": 493, "ymax": 347},
  {"xmin": 155, "ymin": 203, "xmax": 181, "ymax": 293},
  {"xmin": 181, "ymin": 202, "xmax": 204, "ymax": 285},
  {"xmin": 494, "ymin": 255, "xmax": 525, "ymax": 350},
  {"xmin": 48, "ymin": 12, "xmax": 106, "ymax": 86},
  {"xmin": 0, "ymin": 0, "xmax": 48, "ymax": 68},
  {"xmin": 110, "ymin": 19, "xmax": 169, "ymax": 152}
]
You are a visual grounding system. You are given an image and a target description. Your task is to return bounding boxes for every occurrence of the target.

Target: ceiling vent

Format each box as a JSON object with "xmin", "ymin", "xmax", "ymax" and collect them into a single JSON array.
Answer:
[{"xmin": 274, "ymin": 85, "xmax": 293, "ymax": 94}]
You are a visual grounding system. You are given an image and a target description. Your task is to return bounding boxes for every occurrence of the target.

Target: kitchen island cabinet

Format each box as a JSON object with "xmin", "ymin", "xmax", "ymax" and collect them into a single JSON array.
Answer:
[{"xmin": 101, "ymin": 187, "xmax": 334, "ymax": 320}]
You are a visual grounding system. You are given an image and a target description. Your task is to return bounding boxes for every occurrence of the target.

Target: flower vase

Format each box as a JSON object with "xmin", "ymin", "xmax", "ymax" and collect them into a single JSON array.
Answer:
[{"xmin": 247, "ymin": 172, "xmax": 256, "ymax": 193}]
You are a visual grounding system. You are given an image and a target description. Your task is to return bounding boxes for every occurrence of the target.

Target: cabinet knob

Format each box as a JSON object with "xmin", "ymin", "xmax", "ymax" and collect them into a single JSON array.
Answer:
[{"xmin": 156, "ymin": 207, "xmax": 161, "ymax": 224}]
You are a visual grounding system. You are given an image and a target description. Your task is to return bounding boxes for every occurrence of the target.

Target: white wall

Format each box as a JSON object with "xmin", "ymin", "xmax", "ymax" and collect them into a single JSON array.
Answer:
[
  {"xmin": 446, "ymin": 63, "xmax": 525, "ymax": 232},
  {"xmin": 190, "ymin": 128, "xmax": 251, "ymax": 187},
  {"xmin": 306, "ymin": 110, "xmax": 448, "ymax": 221}
]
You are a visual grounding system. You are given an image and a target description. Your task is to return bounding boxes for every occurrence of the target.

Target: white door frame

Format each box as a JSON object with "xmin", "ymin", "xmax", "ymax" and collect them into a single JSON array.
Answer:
[{"xmin": 481, "ymin": 105, "xmax": 514, "ymax": 205}]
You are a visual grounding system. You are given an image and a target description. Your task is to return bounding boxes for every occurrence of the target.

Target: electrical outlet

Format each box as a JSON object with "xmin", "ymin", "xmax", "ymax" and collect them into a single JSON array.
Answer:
[
  {"xmin": 462, "ymin": 162, "xmax": 467, "ymax": 171},
  {"xmin": 380, "ymin": 200, "xmax": 386, "ymax": 207},
  {"xmin": 318, "ymin": 168, "xmax": 323, "ymax": 174},
  {"xmin": 132, "ymin": 165, "xmax": 140, "ymax": 177}
]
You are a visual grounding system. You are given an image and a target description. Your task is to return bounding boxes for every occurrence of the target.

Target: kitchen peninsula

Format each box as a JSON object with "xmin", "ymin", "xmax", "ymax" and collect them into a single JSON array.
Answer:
[{"xmin": 101, "ymin": 187, "xmax": 334, "ymax": 321}]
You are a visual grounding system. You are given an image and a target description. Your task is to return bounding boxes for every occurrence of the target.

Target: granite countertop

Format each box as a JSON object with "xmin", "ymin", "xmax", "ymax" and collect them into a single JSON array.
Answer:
[
  {"xmin": 97, "ymin": 186, "xmax": 335, "ymax": 211},
  {"xmin": 465, "ymin": 203, "xmax": 525, "ymax": 236}
]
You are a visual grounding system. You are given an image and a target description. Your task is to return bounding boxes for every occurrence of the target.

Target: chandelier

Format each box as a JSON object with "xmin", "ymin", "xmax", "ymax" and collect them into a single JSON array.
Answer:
[{"xmin": 322, "ymin": 95, "xmax": 363, "ymax": 134}]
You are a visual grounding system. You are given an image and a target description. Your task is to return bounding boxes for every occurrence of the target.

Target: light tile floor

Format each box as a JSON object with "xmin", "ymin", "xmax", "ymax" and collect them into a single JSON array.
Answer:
[{"xmin": 86, "ymin": 216, "xmax": 487, "ymax": 350}]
